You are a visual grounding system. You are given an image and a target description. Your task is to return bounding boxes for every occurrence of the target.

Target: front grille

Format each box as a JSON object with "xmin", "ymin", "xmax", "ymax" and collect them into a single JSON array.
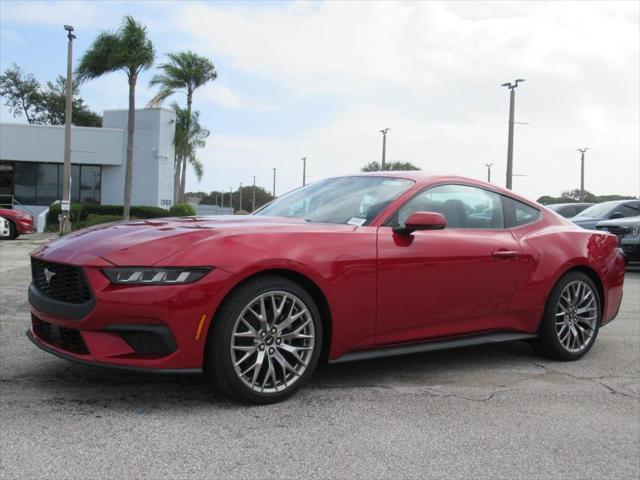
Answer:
[
  {"xmin": 32, "ymin": 316, "xmax": 89, "ymax": 355},
  {"xmin": 31, "ymin": 258, "xmax": 91, "ymax": 304}
]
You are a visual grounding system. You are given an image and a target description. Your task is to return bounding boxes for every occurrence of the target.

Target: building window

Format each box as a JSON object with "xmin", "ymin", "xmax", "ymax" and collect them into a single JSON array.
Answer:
[
  {"xmin": 37, "ymin": 163, "xmax": 59, "ymax": 205},
  {"xmin": 80, "ymin": 165, "xmax": 101, "ymax": 204},
  {"xmin": 11, "ymin": 162, "xmax": 101, "ymax": 206},
  {"xmin": 14, "ymin": 163, "xmax": 37, "ymax": 204}
]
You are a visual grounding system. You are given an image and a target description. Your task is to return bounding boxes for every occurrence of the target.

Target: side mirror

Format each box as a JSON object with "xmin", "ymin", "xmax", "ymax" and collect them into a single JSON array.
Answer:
[
  {"xmin": 609, "ymin": 212, "xmax": 624, "ymax": 219},
  {"xmin": 393, "ymin": 211, "xmax": 447, "ymax": 235}
]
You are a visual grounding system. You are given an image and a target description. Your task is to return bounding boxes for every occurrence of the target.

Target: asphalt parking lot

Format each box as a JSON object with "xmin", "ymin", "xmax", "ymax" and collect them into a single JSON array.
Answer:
[{"xmin": 1, "ymin": 234, "xmax": 639, "ymax": 480}]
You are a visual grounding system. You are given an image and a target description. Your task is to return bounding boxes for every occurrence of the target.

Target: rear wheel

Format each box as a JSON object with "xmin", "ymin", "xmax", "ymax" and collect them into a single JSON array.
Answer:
[
  {"xmin": 205, "ymin": 276, "xmax": 323, "ymax": 404},
  {"xmin": 533, "ymin": 271, "xmax": 601, "ymax": 361}
]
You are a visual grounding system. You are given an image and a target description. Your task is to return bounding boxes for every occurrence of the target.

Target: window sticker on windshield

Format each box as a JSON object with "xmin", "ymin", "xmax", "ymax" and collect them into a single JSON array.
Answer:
[{"xmin": 347, "ymin": 217, "xmax": 367, "ymax": 226}]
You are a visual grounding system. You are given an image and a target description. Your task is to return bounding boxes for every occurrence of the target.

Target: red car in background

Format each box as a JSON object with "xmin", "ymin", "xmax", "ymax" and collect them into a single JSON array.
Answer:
[
  {"xmin": 0, "ymin": 208, "xmax": 34, "ymax": 239},
  {"xmin": 27, "ymin": 173, "xmax": 625, "ymax": 404}
]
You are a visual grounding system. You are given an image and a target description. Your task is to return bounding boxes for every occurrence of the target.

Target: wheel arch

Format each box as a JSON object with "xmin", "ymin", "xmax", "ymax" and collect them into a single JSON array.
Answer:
[
  {"xmin": 552, "ymin": 264, "xmax": 605, "ymax": 316},
  {"xmin": 206, "ymin": 268, "xmax": 333, "ymax": 363}
]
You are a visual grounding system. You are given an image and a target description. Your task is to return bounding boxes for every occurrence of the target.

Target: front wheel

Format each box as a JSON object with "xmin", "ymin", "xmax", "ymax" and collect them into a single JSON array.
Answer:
[
  {"xmin": 205, "ymin": 276, "xmax": 323, "ymax": 404},
  {"xmin": 533, "ymin": 271, "xmax": 601, "ymax": 361}
]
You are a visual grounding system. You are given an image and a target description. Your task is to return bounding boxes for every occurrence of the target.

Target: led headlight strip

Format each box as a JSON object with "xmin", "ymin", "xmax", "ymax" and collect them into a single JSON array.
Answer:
[{"xmin": 102, "ymin": 267, "xmax": 212, "ymax": 285}]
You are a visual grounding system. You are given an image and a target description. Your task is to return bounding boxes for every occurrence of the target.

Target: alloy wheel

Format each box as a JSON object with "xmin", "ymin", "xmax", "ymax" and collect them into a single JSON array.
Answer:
[
  {"xmin": 230, "ymin": 290, "xmax": 315, "ymax": 394},
  {"xmin": 555, "ymin": 280, "xmax": 598, "ymax": 353}
]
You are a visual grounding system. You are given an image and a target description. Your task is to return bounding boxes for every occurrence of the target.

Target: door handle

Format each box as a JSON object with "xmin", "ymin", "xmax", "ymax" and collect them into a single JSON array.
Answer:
[{"xmin": 492, "ymin": 250, "xmax": 519, "ymax": 259}]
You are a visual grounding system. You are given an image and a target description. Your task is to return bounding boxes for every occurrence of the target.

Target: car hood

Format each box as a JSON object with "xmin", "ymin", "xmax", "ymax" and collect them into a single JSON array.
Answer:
[{"xmin": 32, "ymin": 216, "xmax": 356, "ymax": 266}]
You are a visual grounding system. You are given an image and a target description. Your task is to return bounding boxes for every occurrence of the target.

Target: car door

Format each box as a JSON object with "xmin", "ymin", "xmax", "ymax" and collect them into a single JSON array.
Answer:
[{"xmin": 376, "ymin": 184, "xmax": 524, "ymax": 346}]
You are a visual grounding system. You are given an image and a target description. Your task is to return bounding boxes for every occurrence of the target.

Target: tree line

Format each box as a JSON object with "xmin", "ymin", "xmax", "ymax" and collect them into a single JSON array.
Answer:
[
  {"xmin": 537, "ymin": 189, "xmax": 637, "ymax": 205},
  {"xmin": 1, "ymin": 16, "xmax": 216, "ymax": 220},
  {"xmin": 187, "ymin": 186, "xmax": 275, "ymax": 213}
]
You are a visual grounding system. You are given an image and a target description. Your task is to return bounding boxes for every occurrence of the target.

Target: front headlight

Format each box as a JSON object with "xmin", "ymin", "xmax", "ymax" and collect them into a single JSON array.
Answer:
[
  {"xmin": 102, "ymin": 267, "xmax": 212, "ymax": 285},
  {"xmin": 631, "ymin": 225, "xmax": 640, "ymax": 237}
]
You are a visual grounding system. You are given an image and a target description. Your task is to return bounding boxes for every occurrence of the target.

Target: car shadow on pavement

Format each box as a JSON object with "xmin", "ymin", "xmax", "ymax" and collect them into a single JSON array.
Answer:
[{"xmin": 12, "ymin": 340, "xmax": 541, "ymax": 412}]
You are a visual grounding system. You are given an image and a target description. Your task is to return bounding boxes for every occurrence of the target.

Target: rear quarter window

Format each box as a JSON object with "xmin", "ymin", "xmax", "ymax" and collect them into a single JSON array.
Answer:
[{"xmin": 503, "ymin": 196, "xmax": 541, "ymax": 228}]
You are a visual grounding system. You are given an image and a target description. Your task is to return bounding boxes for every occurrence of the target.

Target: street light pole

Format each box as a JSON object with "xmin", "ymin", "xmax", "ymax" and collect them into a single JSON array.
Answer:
[
  {"xmin": 379, "ymin": 128, "xmax": 390, "ymax": 171},
  {"xmin": 577, "ymin": 147, "xmax": 590, "ymax": 200},
  {"xmin": 302, "ymin": 157, "xmax": 307, "ymax": 186},
  {"xmin": 61, "ymin": 25, "xmax": 75, "ymax": 234},
  {"xmin": 485, "ymin": 163, "xmax": 494, "ymax": 183},
  {"xmin": 252, "ymin": 176, "xmax": 256, "ymax": 212},
  {"xmin": 501, "ymin": 79, "xmax": 525, "ymax": 190},
  {"xmin": 273, "ymin": 168, "xmax": 276, "ymax": 197}
]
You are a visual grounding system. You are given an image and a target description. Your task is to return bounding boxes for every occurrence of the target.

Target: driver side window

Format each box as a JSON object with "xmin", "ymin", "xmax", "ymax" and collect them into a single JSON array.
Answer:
[{"xmin": 396, "ymin": 184, "xmax": 504, "ymax": 229}]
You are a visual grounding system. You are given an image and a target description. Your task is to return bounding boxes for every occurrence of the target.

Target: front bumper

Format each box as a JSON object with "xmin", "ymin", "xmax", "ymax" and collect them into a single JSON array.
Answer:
[
  {"xmin": 15, "ymin": 216, "xmax": 34, "ymax": 234},
  {"xmin": 27, "ymin": 329, "xmax": 201, "ymax": 374},
  {"xmin": 27, "ymin": 261, "xmax": 235, "ymax": 371}
]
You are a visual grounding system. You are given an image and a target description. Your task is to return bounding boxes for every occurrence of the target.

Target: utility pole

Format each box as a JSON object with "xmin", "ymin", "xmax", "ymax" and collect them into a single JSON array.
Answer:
[
  {"xmin": 577, "ymin": 147, "xmax": 590, "ymax": 200},
  {"xmin": 273, "ymin": 168, "xmax": 276, "ymax": 197},
  {"xmin": 501, "ymin": 79, "xmax": 525, "ymax": 190},
  {"xmin": 61, "ymin": 25, "xmax": 75, "ymax": 234},
  {"xmin": 239, "ymin": 183, "xmax": 243, "ymax": 211},
  {"xmin": 302, "ymin": 157, "xmax": 307, "ymax": 186},
  {"xmin": 379, "ymin": 128, "xmax": 390, "ymax": 171},
  {"xmin": 485, "ymin": 163, "xmax": 494, "ymax": 183},
  {"xmin": 252, "ymin": 176, "xmax": 256, "ymax": 212}
]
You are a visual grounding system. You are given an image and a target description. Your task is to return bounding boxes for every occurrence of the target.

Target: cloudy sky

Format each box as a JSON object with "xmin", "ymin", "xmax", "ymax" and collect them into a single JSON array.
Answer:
[{"xmin": 1, "ymin": 0, "xmax": 638, "ymax": 200}]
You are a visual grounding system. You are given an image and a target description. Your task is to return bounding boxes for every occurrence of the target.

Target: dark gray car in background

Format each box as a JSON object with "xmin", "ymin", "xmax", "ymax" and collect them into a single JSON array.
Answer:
[
  {"xmin": 569, "ymin": 199, "xmax": 640, "ymax": 230},
  {"xmin": 596, "ymin": 216, "xmax": 640, "ymax": 262},
  {"xmin": 546, "ymin": 202, "xmax": 594, "ymax": 218}
]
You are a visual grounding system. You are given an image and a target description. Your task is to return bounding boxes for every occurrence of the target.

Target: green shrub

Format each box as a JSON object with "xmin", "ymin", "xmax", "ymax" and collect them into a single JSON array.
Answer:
[
  {"xmin": 169, "ymin": 203, "xmax": 196, "ymax": 217},
  {"xmin": 45, "ymin": 203, "xmax": 170, "ymax": 231},
  {"xmin": 46, "ymin": 203, "xmax": 83, "ymax": 231},
  {"xmin": 76, "ymin": 214, "xmax": 125, "ymax": 229},
  {"xmin": 131, "ymin": 205, "xmax": 171, "ymax": 219}
]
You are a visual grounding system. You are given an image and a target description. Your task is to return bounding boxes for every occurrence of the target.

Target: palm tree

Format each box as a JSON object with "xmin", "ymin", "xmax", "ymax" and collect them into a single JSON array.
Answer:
[
  {"xmin": 77, "ymin": 16, "xmax": 155, "ymax": 220},
  {"xmin": 148, "ymin": 51, "xmax": 217, "ymax": 202},
  {"xmin": 172, "ymin": 103, "xmax": 209, "ymax": 202}
]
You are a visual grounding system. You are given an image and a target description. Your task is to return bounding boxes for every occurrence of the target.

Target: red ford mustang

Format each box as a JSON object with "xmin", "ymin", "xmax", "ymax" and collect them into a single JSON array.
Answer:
[
  {"xmin": 27, "ymin": 173, "xmax": 625, "ymax": 403},
  {"xmin": 0, "ymin": 208, "xmax": 34, "ymax": 239}
]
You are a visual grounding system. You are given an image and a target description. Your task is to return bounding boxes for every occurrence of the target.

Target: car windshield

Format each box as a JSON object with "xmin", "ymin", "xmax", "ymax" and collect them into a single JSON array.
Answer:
[
  {"xmin": 255, "ymin": 176, "xmax": 414, "ymax": 225},
  {"xmin": 575, "ymin": 202, "xmax": 619, "ymax": 218}
]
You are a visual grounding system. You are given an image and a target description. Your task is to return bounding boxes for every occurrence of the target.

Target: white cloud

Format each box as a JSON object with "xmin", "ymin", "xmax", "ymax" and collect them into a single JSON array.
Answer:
[
  {"xmin": 179, "ymin": 1, "xmax": 639, "ymax": 199},
  {"xmin": 198, "ymin": 82, "xmax": 279, "ymax": 112},
  {"xmin": 2, "ymin": 0, "xmax": 637, "ymax": 200}
]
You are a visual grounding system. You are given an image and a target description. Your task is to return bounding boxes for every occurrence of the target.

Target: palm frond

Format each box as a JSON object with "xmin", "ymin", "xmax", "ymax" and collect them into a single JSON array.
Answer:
[
  {"xmin": 188, "ymin": 155, "xmax": 204, "ymax": 181},
  {"xmin": 76, "ymin": 16, "xmax": 154, "ymax": 82}
]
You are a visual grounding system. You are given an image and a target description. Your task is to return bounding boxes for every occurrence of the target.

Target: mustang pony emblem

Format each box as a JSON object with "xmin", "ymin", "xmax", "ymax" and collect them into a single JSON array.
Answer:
[{"xmin": 43, "ymin": 268, "xmax": 56, "ymax": 284}]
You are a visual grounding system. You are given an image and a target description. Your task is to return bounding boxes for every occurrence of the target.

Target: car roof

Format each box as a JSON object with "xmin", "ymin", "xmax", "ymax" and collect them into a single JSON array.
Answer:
[
  {"xmin": 595, "ymin": 199, "xmax": 638, "ymax": 207},
  {"xmin": 340, "ymin": 172, "xmax": 538, "ymax": 205},
  {"xmin": 547, "ymin": 203, "xmax": 593, "ymax": 207}
]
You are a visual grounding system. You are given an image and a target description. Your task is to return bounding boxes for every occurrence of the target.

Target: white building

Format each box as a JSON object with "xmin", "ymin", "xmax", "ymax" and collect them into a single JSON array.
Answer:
[{"xmin": 0, "ymin": 107, "xmax": 177, "ymax": 229}]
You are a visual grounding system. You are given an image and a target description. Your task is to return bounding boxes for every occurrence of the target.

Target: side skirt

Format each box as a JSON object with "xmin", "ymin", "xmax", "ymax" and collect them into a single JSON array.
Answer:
[{"xmin": 330, "ymin": 332, "xmax": 538, "ymax": 364}]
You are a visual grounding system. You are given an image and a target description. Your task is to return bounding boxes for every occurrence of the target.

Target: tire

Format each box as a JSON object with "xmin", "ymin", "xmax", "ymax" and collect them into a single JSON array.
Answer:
[
  {"xmin": 205, "ymin": 275, "xmax": 323, "ymax": 404},
  {"xmin": 4, "ymin": 221, "xmax": 17, "ymax": 240},
  {"xmin": 532, "ymin": 271, "xmax": 601, "ymax": 361}
]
